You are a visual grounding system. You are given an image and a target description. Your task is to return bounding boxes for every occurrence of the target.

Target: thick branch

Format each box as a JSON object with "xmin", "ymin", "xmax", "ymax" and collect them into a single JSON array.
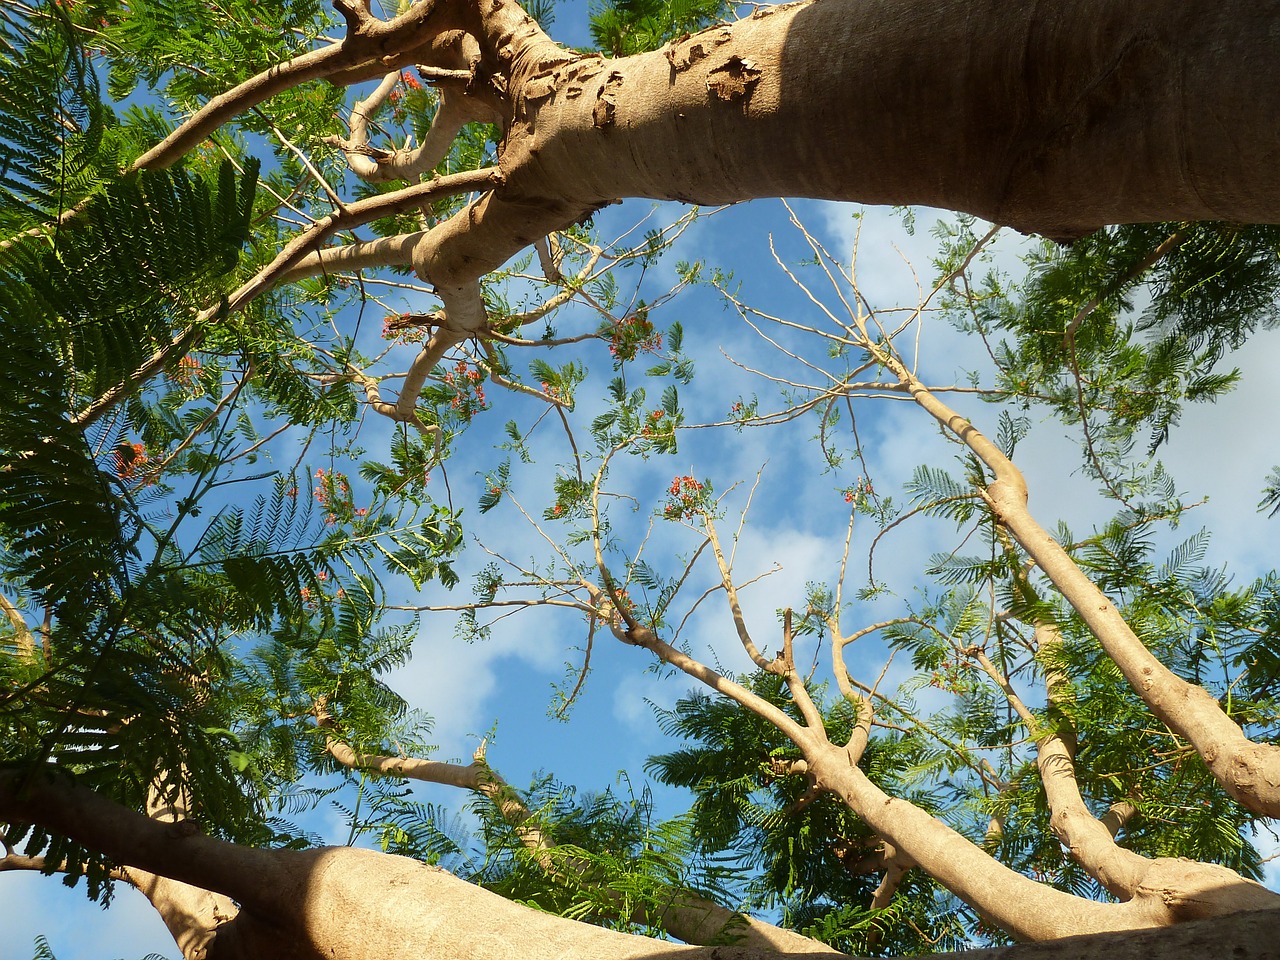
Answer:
[
  {"xmin": 1026, "ymin": 622, "xmax": 1149, "ymax": 898},
  {"xmin": 327, "ymin": 81, "xmax": 495, "ymax": 182},
  {"xmin": 319, "ymin": 717, "xmax": 837, "ymax": 954},
  {"xmin": 972, "ymin": 636, "xmax": 1148, "ymax": 899},
  {"xmin": 0, "ymin": 768, "xmax": 294, "ymax": 919},
  {"xmin": 134, "ymin": 0, "xmax": 450, "ymax": 171},
  {"xmin": 628, "ymin": 604, "xmax": 1279, "ymax": 938},
  {"xmin": 882, "ymin": 351, "xmax": 1280, "ymax": 816},
  {"xmin": 413, "ymin": 0, "xmax": 1280, "ymax": 336},
  {"xmin": 806, "ymin": 742, "xmax": 1280, "ymax": 939},
  {"xmin": 0, "ymin": 766, "xmax": 848, "ymax": 960},
  {"xmin": 124, "ymin": 866, "xmax": 238, "ymax": 960},
  {"xmin": 5, "ymin": 769, "xmax": 1280, "ymax": 959}
]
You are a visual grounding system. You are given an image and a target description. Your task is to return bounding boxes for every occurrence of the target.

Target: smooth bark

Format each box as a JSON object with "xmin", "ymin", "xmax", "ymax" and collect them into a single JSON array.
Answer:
[
  {"xmin": 318, "ymin": 717, "xmax": 840, "ymax": 954},
  {"xmin": 411, "ymin": 0, "xmax": 1280, "ymax": 330},
  {"xmin": 4, "ymin": 769, "xmax": 1280, "ymax": 960},
  {"xmin": 15, "ymin": 0, "xmax": 1280, "ymax": 957}
]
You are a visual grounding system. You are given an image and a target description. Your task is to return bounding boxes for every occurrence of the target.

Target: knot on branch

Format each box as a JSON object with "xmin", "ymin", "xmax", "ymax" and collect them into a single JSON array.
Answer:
[
  {"xmin": 322, "ymin": 137, "xmax": 397, "ymax": 164},
  {"xmin": 624, "ymin": 625, "xmax": 656, "ymax": 647},
  {"xmin": 333, "ymin": 0, "xmax": 376, "ymax": 35},
  {"xmin": 165, "ymin": 818, "xmax": 202, "ymax": 839}
]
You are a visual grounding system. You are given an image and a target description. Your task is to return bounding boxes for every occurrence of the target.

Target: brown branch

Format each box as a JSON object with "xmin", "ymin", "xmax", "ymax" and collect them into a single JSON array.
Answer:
[
  {"xmin": 704, "ymin": 515, "xmax": 774, "ymax": 672},
  {"xmin": 879, "ymin": 346, "xmax": 1280, "ymax": 817},
  {"xmin": 1061, "ymin": 229, "xmax": 1189, "ymax": 344},
  {"xmin": 971, "ymin": 633, "xmax": 1149, "ymax": 899},
  {"xmin": 134, "ymin": 0, "xmax": 449, "ymax": 172},
  {"xmin": 1101, "ymin": 800, "xmax": 1139, "ymax": 839},
  {"xmin": 0, "ymin": 2, "xmax": 455, "ymax": 255},
  {"xmin": 314, "ymin": 703, "xmax": 835, "ymax": 954},
  {"xmin": 0, "ymin": 591, "xmax": 36, "ymax": 659},
  {"xmin": 72, "ymin": 167, "xmax": 501, "ymax": 430},
  {"xmin": 0, "ymin": 767, "xmax": 293, "ymax": 919},
  {"xmin": 326, "ymin": 81, "xmax": 495, "ymax": 183},
  {"xmin": 0, "ymin": 765, "xmax": 858, "ymax": 960},
  {"xmin": 865, "ymin": 839, "xmax": 916, "ymax": 947},
  {"xmin": 617, "ymin": 567, "xmax": 1280, "ymax": 938}
]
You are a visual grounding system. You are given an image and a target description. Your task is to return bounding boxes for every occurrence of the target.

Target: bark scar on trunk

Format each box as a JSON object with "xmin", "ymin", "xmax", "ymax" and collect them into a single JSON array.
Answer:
[
  {"xmin": 665, "ymin": 40, "xmax": 709, "ymax": 72},
  {"xmin": 592, "ymin": 70, "xmax": 624, "ymax": 128},
  {"xmin": 665, "ymin": 27, "xmax": 731, "ymax": 73},
  {"xmin": 707, "ymin": 55, "xmax": 762, "ymax": 103}
]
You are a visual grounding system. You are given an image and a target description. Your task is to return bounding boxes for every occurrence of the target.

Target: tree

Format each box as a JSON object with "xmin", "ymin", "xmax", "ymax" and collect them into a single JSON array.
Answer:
[{"xmin": 2, "ymin": 1, "xmax": 1280, "ymax": 959}]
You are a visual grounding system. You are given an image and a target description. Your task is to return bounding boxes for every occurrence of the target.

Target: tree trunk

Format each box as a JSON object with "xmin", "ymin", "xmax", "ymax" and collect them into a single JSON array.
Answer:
[
  {"xmin": 2, "ymin": 769, "xmax": 1278, "ymax": 960},
  {"xmin": 415, "ymin": 0, "xmax": 1280, "ymax": 316}
]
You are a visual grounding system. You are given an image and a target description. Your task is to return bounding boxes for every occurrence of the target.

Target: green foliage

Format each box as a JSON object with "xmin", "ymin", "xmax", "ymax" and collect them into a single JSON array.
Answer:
[
  {"xmin": 470, "ymin": 774, "xmax": 743, "ymax": 936},
  {"xmin": 3, "ymin": 0, "xmax": 1280, "ymax": 955},
  {"xmin": 646, "ymin": 674, "xmax": 969, "ymax": 955},
  {"xmin": 589, "ymin": 0, "xmax": 733, "ymax": 56},
  {"xmin": 948, "ymin": 219, "xmax": 1280, "ymax": 458},
  {"xmin": 0, "ymin": 0, "xmax": 465, "ymax": 911},
  {"xmin": 102, "ymin": 0, "xmax": 335, "ymax": 111},
  {"xmin": 0, "ymin": 4, "xmax": 109, "ymax": 223}
]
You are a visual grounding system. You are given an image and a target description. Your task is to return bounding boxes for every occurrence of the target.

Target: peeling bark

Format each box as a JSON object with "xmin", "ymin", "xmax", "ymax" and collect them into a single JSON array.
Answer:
[{"xmin": 409, "ymin": 0, "xmax": 1280, "ymax": 335}]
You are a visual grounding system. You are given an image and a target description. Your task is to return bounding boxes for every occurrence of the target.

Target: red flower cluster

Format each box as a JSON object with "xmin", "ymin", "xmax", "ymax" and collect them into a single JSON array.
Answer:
[
  {"xmin": 928, "ymin": 658, "xmax": 968, "ymax": 694},
  {"xmin": 386, "ymin": 72, "xmax": 423, "ymax": 122},
  {"xmin": 113, "ymin": 442, "xmax": 153, "ymax": 485},
  {"xmin": 382, "ymin": 313, "xmax": 425, "ymax": 343},
  {"xmin": 609, "ymin": 588, "xmax": 634, "ymax": 614},
  {"xmin": 443, "ymin": 360, "xmax": 488, "ymax": 420},
  {"xmin": 314, "ymin": 467, "xmax": 355, "ymax": 525},
  {"xmin": 639, "ymin": 408, "xmax": 665, "ymax": 437},
  {"xmin": 663, "ymin": 475, "xmax": 706, "ymax": 520},
  {"xmin": 606, "ymin": 312, "xmax": 662, "ymax": 362},
  {"xmin": 169, "ymin": 354, "xmax": 203, "ymax": 390},
  {"xmin": 842, "ymin": 475, "xmax": 875, "ymax": 506}
]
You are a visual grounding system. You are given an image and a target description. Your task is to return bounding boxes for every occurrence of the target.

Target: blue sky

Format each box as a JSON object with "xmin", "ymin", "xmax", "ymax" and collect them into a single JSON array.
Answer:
[
  {"xmin": 11, "ymin": 193, "xmax": 1280, "ymax": 960},
  {"xmin": 7, "ymin": 6, "xmax": 1280, "ymax": 958}
]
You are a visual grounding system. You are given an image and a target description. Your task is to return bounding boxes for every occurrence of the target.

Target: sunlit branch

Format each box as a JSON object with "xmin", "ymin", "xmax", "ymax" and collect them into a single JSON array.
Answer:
[
  {"xmin": 973, "ymin": 628, "xmax": 1152, "ymax": 898},
  {"xmin": 0, "ymin": 592, "xmax": 36, "ymax": 659},
  {"xmin": 703, "ymin": 515, "xmax": 772, "ymax": 672},
  {"xmin": 534, "ymin": 234, "xmax": 562, "ymax": 282},
  {"xmin": 136, "ymin": 0, "xmax": 449, "ymax": 171},
  {"xmin": 670, "ymin": 560, "xmax": 776, "ymax": 647},
  {"xmin": 878, "ymin": 339, "xmax": 1280, "ymax": 816},
  {"xmin": 327, "ymin": 74, "xmax": 490, "ymax": 182},
  {"xmin": 73, "ymin": 167, "xmax": 500, "ymax": 430},
  {"xmin": 266, "ymin": 117, "xmax": 348, "ymax": 213},
  {"xmin": 317, "ymin": 701, "xmax": 834, "ymax": 952},
  {"xmin": 778, "ymin": 608, "xmax": 826, "ymax": 731}
]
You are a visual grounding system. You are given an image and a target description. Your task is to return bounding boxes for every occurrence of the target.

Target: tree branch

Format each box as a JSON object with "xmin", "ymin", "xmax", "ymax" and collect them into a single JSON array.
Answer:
[
  {"xmin": 879, "ymin": 346, "xmax": 1280, "ymax": 817},
  {"xmin": 970, "ymin": 630, "xmax": 1149, "ymax": 899},
  {"xmin": 315, "ymin": 706, "xmax": 838, "ymax": 954},
  {"xmin": 72, "ymin": 167, "xmax": 500, "ymax": 429},
  {"xmin": 134, "ymin": 0, "xmax": 449, "ymax": 172}
]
